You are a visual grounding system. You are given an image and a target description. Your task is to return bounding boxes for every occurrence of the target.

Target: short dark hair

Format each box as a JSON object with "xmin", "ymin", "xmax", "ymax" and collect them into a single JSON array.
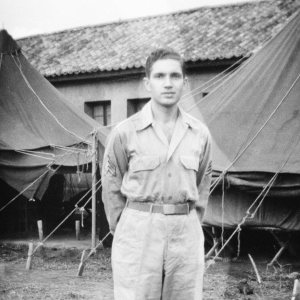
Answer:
[{"xmin": 145, "ymin": 48, "xmax": 186, "ymax": 78}]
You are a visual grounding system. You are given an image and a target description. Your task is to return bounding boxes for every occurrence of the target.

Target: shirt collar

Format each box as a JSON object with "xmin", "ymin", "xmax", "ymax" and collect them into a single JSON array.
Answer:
[
  {"xmin": 134, "ymin": 100, "xmax": 195, "ymax": 131},
  {"xmin": 178, "ymin": 105, "xmax": 195, "ymax": 128},
  {"xmin": 134, "ymin": 100, "xmax": 153, "ymax": 131}
]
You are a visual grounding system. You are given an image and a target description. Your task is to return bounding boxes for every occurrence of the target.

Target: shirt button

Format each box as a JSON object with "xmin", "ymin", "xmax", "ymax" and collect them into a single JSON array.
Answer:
[
  {"xmin": 168, "ymin": 173, "xmax": 172, "ymax": 177},
  {"xmin": 168, "ymin": 196, "xmax": 172, "ymax": 200}
]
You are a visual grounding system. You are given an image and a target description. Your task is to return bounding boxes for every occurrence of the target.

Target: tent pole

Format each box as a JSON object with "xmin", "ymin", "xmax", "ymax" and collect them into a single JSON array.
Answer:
[{"xmin": 91, "ymin": 130, "xmax": 97, "ymax": 249}]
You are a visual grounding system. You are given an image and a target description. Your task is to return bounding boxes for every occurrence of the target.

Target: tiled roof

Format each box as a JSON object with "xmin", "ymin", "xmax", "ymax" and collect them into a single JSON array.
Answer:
[{"xmin": 17, "ymin": 0, "xmax": 299, "ymax": 78}]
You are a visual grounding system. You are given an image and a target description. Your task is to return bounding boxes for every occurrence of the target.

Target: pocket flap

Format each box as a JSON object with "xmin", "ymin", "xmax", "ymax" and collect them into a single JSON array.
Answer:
[
  {"xmin": 180, "ymin": 156, "xmax": 199, "ymax": 171},
  {"xmin": 131, "ymin": 156, "xmax": 160, "ymax": 172}
]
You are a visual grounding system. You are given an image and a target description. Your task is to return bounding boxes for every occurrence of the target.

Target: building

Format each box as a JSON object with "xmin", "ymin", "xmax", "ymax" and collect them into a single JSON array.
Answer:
[{"xmin": 18, "ymin": 0, "xmax": 299, "ymax": 126}]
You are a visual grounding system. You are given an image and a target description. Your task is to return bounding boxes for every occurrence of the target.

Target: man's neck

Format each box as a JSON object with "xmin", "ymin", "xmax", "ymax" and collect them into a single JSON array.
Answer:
[{"xmin": 151, "ymin": 100, "xmax": 179, "ymax": 124}]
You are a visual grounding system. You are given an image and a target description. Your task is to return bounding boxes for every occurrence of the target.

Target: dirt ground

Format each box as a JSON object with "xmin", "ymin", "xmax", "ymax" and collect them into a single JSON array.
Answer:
[{"xmin": 0, "ymin": 237, "xmax": 300, "ymax": 300}]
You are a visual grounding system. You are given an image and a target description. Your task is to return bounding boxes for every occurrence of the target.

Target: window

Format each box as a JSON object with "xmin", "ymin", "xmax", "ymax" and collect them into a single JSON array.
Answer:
[
  {"xmin": 84, "ymin": 101, "xmax": 111, "ymax": 126},
  {"xmin": 127, "ymin": 98, "xmax": 150, "ymax": 117}
]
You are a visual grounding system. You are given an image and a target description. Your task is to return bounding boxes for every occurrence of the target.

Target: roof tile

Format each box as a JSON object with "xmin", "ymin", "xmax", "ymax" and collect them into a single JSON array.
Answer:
[{"xmin": 17, "ymin": 0, "xmax": 299, "ymax": 77}]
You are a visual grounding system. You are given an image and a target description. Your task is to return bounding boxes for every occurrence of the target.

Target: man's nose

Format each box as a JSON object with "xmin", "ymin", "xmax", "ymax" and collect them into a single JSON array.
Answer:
[{"xmin": 164, "ymin": 76, "xmax": 172, "ymax": 87}]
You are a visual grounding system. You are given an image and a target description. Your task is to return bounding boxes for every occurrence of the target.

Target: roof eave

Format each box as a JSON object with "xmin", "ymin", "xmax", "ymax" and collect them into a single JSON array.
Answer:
[{"xmin": 47, "ymin": 57, "xmax": 245, "ymax": 83}]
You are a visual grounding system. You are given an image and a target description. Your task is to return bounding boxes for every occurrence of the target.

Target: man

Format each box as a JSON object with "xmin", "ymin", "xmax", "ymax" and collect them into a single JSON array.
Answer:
[{"xmin": 102, "ymin": 48, "xmax": 212, "ymax": 300}]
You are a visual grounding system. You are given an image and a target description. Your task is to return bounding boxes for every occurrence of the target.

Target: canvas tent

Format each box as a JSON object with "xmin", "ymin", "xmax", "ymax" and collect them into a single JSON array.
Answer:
[
  {"xmin": 0, "ymin": 30, "xmax": 110, "ymax": 238},
  {"xmin": 184, "ymin": 11, "xmax": 300, "ymax": 231}
]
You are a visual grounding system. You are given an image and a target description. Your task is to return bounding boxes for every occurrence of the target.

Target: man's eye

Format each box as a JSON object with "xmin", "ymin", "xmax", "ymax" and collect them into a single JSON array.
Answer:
[
  {"xmin": 154, "ymin": 74, "xmax": 163, "ymax": 78},
  {"xmin": 172, "ymin": 74, "xmax": 182, "ymax": 79}
]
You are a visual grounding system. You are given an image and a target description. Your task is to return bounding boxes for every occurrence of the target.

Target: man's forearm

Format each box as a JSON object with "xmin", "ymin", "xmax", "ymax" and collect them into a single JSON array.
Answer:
[{"xmin": 102, "ymin": 128, "xmax": 128, "ymax": 233}]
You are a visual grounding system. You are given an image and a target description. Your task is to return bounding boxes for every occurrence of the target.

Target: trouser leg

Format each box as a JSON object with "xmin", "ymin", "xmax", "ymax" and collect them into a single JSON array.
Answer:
[
  {"xmin": 112, "ymin": 208, "xmax": 165, "ymax": 300},
  {"xmin": 162, "ymin": 210, "xmax": 205, "ymax": 300}
]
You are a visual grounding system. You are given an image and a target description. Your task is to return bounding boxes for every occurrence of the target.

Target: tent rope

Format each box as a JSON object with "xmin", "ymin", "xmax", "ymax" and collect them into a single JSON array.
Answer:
[
  {"xmin": 0, "ymin": 169, "xmax": 50, "ymax": 212},
  {"xmin": 179, "ymin": 57, "xmax": 246, "ymax": 104},
  {"xmin": 80, "ymin": 231, "xmax": 112, "ymax": 267},
  {"xmin": 11, "ymin": 53, "xmax": 89, "ymax": 144},
  {"xmin": 15, "ymin": 150, "xmax": 55, "ymax": 161},
  {"xmin": 14, "ymin": 143, "xmax": 92, "ymax": 161},
  {"xmin": 221, "ymin": 173, "xmax": 226, "ymax": 248},
  {"xmin": 50, "ymin": 144, "xmax": 90, "ymax": 154},
  {"xmin": 181, "ymin": 68, "xmax": 237, "ymax": 109},
  {"xmin": 16, "ymin": 149, "xmax": 55, "ymax": 157}
]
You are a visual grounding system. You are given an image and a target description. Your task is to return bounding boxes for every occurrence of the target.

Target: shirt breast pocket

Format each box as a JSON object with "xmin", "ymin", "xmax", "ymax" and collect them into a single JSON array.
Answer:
[
  {"xmin": 180, "ymin": 156, "xmax": 199, "ymax": 172},
  {"xmin": 179, "ymin": 156, "xmax": 200, "ymax": 198},
  {"xmin": 131, "ymin": 156, "xmax": 160, "ymax": 172}
]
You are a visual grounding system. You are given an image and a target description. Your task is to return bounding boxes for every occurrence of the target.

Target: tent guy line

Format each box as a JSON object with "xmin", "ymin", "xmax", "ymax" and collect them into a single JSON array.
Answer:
[
  {"xmin": 15, "ymin": 150, "xmax": 54, "ymax": 161},
  {"xmin": 185, "ymin": 47, "xmax": 259, "ymax": 114},
  {"xmin": 0, "ymin": 168, "xmax": 50, "ymax": 212},
  {"xmin": 179, "ymin": 68, "xmax": 235, "ymax": 107},
  {"xmin": 179, "ymin": 55, "xmax": 246, "ymax": 103},
  {"xmin": 184, "ymin": 68, "xmax": 236, "ymax": 110}
]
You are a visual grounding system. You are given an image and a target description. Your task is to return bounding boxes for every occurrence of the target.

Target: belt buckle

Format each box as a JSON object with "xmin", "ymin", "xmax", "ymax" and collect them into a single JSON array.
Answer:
[{"xmin": 163, "ymin": 205, "xmax": 176, "ymax": 215}]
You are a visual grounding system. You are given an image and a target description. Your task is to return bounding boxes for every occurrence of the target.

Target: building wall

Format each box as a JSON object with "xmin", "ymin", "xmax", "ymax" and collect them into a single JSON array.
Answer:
[{"xmin": 52, "ymin": 67, "xmax": 229, "ymax": 126}]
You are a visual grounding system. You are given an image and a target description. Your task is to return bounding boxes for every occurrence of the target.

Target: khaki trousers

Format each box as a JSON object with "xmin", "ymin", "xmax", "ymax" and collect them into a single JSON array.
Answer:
[{"xmin": 112, "ymin": 206, "xmax": 205, "ymax": 300}]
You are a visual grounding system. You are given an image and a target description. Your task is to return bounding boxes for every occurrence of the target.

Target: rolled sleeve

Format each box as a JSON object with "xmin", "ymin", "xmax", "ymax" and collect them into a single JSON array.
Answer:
[{"xmin": 101, "ymin": 128, "xmax": 128, "ymax": 234}]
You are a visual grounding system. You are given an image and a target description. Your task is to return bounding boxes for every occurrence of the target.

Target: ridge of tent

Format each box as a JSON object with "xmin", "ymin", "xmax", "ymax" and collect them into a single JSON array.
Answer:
[{"xmin": 0, "ymin": 30, "xmax": 20, "ymax": 54}]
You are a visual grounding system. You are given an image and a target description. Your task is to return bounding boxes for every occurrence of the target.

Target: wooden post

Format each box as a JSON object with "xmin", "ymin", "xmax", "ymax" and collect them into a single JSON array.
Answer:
[
  {"xmin": 91, "ymin": 130, "xmax": 97, "ymax": 249},
  {"xmin": 212, "ymin": 227, "xmax": 219, "ymax": 256},
  {"xmin": 292, "ymin": 279, "xmax": 299, "ymax": 300},
  {"xmin": 77, "ymin": 249, "xmax": 89, "ymax": 276},
  {"xmin": 75, "ymin": 220, "xmax": 80, "ymax": 240},
  {"xmin": 205, "ymin": 240, "xmax": 221, "ymax": 258},
  {"xmin": 25, "ymin": 242, "xmax": 33, "ymax": 270},
  {"xmin": 37, "ymin": 220, "xmax": 43, "ymax": 241},
  {"xmin": 267, "ymin": 246, "xmax": 286, "ymax": 267}
]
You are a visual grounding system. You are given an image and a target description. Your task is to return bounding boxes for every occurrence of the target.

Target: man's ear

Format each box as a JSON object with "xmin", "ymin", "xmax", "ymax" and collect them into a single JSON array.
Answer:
[
  {"xmin": 143, "ymin": 77, "xmax": 151, "ymax": 92},
  {"xmin": 183, "ymin": 76, "xmax": 188, "ymax": 90}
]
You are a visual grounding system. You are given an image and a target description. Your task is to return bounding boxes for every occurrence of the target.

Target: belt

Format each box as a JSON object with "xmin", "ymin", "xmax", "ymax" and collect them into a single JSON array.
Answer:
[{"xmin": 127, "ymin": 201, "xmax": 194, "ymax": 215}]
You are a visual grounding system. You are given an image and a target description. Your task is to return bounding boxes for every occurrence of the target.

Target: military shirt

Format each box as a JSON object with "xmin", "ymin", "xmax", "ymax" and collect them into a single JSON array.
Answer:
[{"xmin": 102, "ymin": 101, "xmax": 212, "ymax": 233}]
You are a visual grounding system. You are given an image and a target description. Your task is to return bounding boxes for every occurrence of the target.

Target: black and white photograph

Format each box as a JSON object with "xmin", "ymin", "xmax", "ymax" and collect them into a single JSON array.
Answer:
[{"xmin": 1, "ymin": 0, "xmax": 300, "ymax": 299}]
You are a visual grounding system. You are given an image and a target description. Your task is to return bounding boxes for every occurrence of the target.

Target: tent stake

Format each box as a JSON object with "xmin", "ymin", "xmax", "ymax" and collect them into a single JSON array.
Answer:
[
  {"xmin": 75, "ymin": 220, "xmax": 80, "ymax": 240},
  {"xmin": 77, "ymin": 249, "xmax": 89, "ymax": 276},
  {"xmin": 25, "ymin": 242, "xmax": 33, "ymax": 270},
  {"xmin": 37, "ymin": 220, "xmax": 43, "ymax": 241},
  {"xmin": 291, "ymin": 279, "xmax": 299, "ymax": 300}
]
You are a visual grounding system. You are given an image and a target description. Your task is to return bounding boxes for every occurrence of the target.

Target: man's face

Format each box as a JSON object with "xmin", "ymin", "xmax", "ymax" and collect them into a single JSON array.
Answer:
[{"xmin": 144, "ymin": 59, "xmax": 187, "ymax": 108}]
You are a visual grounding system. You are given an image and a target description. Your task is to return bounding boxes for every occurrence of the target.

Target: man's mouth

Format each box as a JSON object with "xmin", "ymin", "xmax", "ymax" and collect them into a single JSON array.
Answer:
[{"xmin": 162, "ymin": 92, "xmax": 175, "ymax": 95}]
